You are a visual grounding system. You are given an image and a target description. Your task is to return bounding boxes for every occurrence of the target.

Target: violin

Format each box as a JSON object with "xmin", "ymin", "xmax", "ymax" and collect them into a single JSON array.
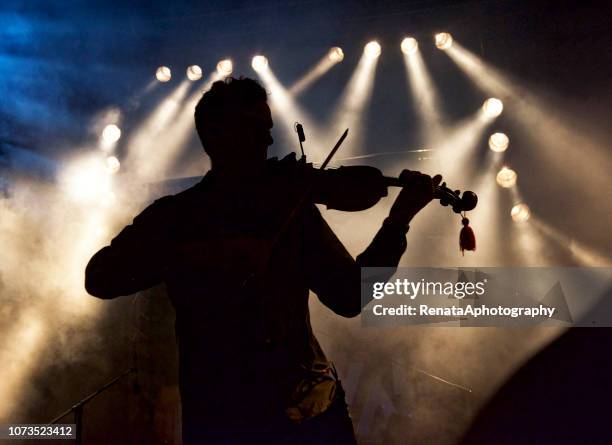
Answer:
[
  {"xmin": 289, "ymin": 125, "xmax": 477, "ymax": 215},
  {"xmin": 306, "ymin": 163, "xmax": 478, "ymax": 214},
  {"xmin": 273, "ymin": 125, "xmax": 478, "ymax": 255}
]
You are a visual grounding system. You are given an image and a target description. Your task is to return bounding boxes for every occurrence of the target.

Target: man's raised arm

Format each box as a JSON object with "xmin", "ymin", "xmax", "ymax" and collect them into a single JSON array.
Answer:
[
  {"xmin": 85, "ymin": 197, "xmax": 172, "ymax": 299},
  {"xmin": 305, "ymin": 170, "xmax": 442, "ymax": 318}
]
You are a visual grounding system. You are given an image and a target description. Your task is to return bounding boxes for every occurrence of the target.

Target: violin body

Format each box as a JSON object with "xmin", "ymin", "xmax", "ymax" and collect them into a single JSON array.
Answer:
[
  {"xmin": 310, "ymin": 165, "xmax": 390, "ymax": 211},
  {"xmin": 274, "ymin": 154, "xmax": 478, "ymax": 214}
]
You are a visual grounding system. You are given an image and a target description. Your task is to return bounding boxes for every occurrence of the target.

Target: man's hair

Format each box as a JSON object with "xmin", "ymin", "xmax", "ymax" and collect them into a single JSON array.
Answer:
[{"xmin": 194, "ymin": 77, "xmax": 268, "ymax": 152}]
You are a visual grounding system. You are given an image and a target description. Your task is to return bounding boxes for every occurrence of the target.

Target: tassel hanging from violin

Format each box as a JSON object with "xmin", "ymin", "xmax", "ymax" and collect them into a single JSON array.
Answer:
[{"xmin": 459, "ymin": 213, "xmax": 476, "ymax": 255}]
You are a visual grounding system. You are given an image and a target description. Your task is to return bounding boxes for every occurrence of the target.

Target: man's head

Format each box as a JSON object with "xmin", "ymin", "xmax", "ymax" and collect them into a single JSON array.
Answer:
[{"xmin": 194, "ymin": 77, "xmax": 273, "ymax": 172}]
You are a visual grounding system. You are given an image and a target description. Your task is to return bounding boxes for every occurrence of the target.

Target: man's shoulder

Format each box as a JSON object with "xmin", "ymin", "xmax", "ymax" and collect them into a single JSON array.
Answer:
[{"xmin": 135, "ymin": 180, "xmax": 204, "ymax": 222}]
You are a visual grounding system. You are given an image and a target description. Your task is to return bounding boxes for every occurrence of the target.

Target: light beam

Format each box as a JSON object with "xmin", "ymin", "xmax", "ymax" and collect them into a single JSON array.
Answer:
[
  {"xmin": 326, "ymin": 43, "xmax": 381, "ymax": 158},
  {"xmin": 289, "ymin": 47, "xmax": 344, "ymax": 96},
  {"xmin": 402, "ymin": 41, "xmax": 444, "ymax": 144}
]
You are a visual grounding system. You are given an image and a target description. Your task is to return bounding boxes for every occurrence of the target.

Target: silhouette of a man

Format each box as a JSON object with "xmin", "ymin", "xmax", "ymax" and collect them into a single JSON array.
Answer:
[{"xmin": 85, "ymin": 77, "xmax": 441, "ymax": 444}]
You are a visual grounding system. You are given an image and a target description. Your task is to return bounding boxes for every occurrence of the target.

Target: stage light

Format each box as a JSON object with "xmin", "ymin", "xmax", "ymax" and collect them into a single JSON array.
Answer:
[
  {"xmin": 102, "ymin": 124, "xmax": 121, "ymax": 144},
  {"xmin": 156, "ymin": 66, "xmax": 172, "ymax": 82},
  {"xmin": 186, "ymin": 65, "xmax": 202, "ymax": 81},
  {"xmin": 329, "ymin": 47, "xmax": 344, "ymax": 62},
  {"xmin": 496, "ymin": 166, "xmax": 517, "ymax": 188},
  {"xmin": 489, "ymin": 132, "xmax": 509, "ymax": 152},
  {"xmin": 511, "ymin": 203, "xmax": 531, "ymax": 222},
  {"xmin": 401, "ymin": 37, "xmax": 418, "ymax": 55},
  {"xmin": 435, "ymin": 32, "xmax": 453, "ymax": 50},
  {"xmin": 105, "ymin": 156, "xmax": 120, "ymax": 174},
  {"xmin": 483, "ymin": 98, "xmax": 504, "ymax": 117},
  {"xmin": 217, "ymin": 59, "xmax": 233, "ymax": 76},
  {"xmin": 445, "ymin": 40, "xmax": 612, "ymax": 211},
  {"xmin": 252, "ymin": 55, "xmax": 268, "ymax": 72},
  {"xmin": 364, "ymin": 41, "xmax": 381, "ymax": 58}
]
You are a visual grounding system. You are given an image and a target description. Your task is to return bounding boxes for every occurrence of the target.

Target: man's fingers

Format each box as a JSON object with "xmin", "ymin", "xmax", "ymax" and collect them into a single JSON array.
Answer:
[
  {"xmin": 398, "ymin": 169, "xmax": 417, "ymax": 182},
  {"xmin": 398, "ymin": 170, "xmax": 442, "ymax": 202},
  {"xmin": 399, "ymin": 170, "xmax": 442, "ymax": 184}
]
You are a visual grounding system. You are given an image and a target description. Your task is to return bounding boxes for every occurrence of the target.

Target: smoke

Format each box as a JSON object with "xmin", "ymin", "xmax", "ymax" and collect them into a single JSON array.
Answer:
[
  {"xmin": 0, "ymin": 170, "xmax": 141, "ymax": 422},
  {"xmin": 313, "ymin": 174, "xmax": 564, "ymax": 444},
  {"xmin": 310, "ymin": 286, "xmax": 562, "ymax": 444}
]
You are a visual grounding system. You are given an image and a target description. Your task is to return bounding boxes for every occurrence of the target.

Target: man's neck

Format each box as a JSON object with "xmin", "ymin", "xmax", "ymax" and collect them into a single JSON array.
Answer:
[{"xmin": 209, "ymin": 161, "xmax": 267, "ymax": 187}]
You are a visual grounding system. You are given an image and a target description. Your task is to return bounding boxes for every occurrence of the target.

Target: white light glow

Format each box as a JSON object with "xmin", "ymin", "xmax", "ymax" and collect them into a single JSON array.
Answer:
[
  {"xmin": 156, "ymin": 66, "xmax": 172, "ymax": 82},
  {"xmin": 401, "ymin": 37, "xmax": 418, "ymax": 55},
  {"xmin": 100, "ymin": 190, "xmax": 117, "ymax": 207},
  {"xmin": 496, "ymin": 166, "xmax": 517, "ymax": 188},
  {"xmin": 364, "ymin": 41, "xmax": 381, "ymax": 59},
  {"xmin": 62, "ymin": 157, "xmax": 113, "ymax": 203},
  {"xmin": 329, "ymin": 47, "xmax": 344, "ymax": 62},
  {"xmin": 489, "ymin": 132, "xmax": 509, "ymax": 152},
  {"xmin": 483, "ymin": 98, "xmax": 504, "ymax": 118},
  {"xmin": 216, "ymin": 59, "xmax": 233, "ymax": 76},
  {"xmin": 252, "ymin": 55, "xmax": 269, "ymax": 72},
  {"xmin": 511, "ymin": 203, "xmax": 531, "ymax": 222},
  {"xmin": 105, "ymin": 156, "xmax": 120, "ymax": 174},
  {"xmin": 435, "ymin": 33, "xmax": 453, "ymax": 50},
  {"xmin": 186, "ymin": 65, "xmax": 202, "ymax": 81},
  {"xmin": 102, "ymin": 124, "xmax": 121, "ymax": 144}
]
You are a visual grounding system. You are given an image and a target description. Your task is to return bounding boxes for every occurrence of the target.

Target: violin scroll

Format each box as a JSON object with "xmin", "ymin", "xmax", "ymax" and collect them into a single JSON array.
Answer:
[
  {"xmin": 436, "ymin": 182, "xmax": 478, "ymax": 214},
  {"xmin": 384, "ymin": 175, "xmax": 477, "ymax": 214}
]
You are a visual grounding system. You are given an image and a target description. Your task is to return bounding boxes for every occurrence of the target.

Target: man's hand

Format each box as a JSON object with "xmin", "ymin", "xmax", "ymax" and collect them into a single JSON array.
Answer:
[{"xmin": 388, "ymin": 170, "xmax": 443, "ymax": 225}]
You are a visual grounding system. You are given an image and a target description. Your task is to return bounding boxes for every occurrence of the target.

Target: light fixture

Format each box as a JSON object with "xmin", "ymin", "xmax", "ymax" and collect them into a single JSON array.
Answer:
[
  {"xmin": 435, "ymin": 33, "xmax": 453, "ymax": 50},
  {"xmin": 496, "ymin": 166, "xmax": 517, "ymax": 188},
  {"xmin": 364, "ymin": 41, "xmax": 382, "ymax": 58},
  {"xmin": 511, "ymin": 203, "xmax": 531, "ymax": 222},
  {"xmin": 488, "ymin": 132, "xmax": 509, "ymax": 152},
  {"xmin": 328, "ymin": 47, "xmax": 344, "ymax": 62},
  {"xmin": 186, "ymin": 65, "xmax": 202, "ymax": 81},
  {"xmin": 483, "ymin": 98, "xmax": 504, "ymax": 117},
  {"xmin": 102, "ymin": 124, "xmax": 121, "ymax": 144},
  {"xmin": 216, "ymin": 59, "xmax": 233, "ymax": 76},
  {"xmin": 156, "ymin": 66, "xmax": 172, "ymax": 82},
  {"xmin": 105, "ymin": 156, "xmax": 120, "ymax": 174},
  {"xmin": 252, "ymin": 55, "xmax": 268, "ymax": 72},
  {"xmin": 401, "ymin": 37, "xmax": 418, "ymax": 55}
]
